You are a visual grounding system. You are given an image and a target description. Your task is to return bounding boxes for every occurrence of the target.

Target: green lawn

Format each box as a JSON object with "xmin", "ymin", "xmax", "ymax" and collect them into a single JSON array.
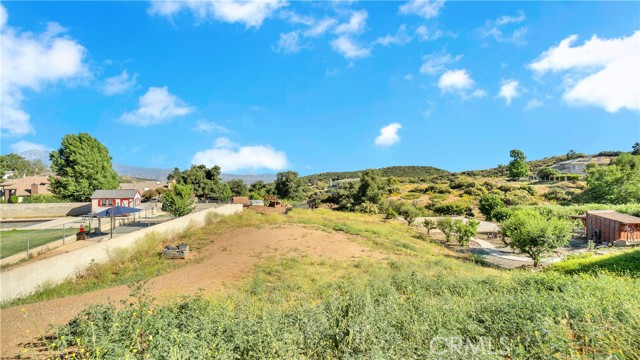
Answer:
[{"xmin": 0, "ymin": 228, "xmax": 77, "ymax": 259}]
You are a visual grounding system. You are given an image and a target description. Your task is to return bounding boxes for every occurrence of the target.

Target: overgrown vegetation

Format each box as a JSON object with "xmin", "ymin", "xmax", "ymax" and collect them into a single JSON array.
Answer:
[{"xmin": 9, "ymin": 209, "xmax": 640, "ymax": 359}]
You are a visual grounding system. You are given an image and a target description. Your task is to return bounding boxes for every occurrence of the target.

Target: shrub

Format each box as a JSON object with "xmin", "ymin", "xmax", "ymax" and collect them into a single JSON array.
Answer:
[
  {"xmin": 478, "ymin": 195, "xmax": 505, "ymax": 221},
  {"xmin": 9, "ymin": 195, "xmax": 18, "ymax": 203},
  {"xmin": 423, "ymin": 183, "xmax": 450, "ymax": 194},
  {"xmin": 502, "ymin": 189, "xmax": 535, "ymax": 206},
  {"xmin": 463, "ymin": 187, "xmax": 486, "ymax": 197},
  {"xmin": 537, "ymin": 167, "xmax": 561, "ymax": 180},
  {"xmin": 356, "ymin": 201, "xmax": 380, "ymax": 215},
  {"xmin": 454, "ymin": 219, "xmax": 479, "ymax": 246},
  {"xmin": 491, "ymin": 207, "xmax": 512, "ymax": 222},
  {"xmin": 433, "ymin": 202, "xmax": 473, "ymax": 217},
  {"xmin": 401, "ymin": 192, "xmax": 422, "ymax": 200},
  {"xmin": 385, "ymin": 208, "xmax": 398, "ymax": 220},
  {"xmin": 437, "ymin": 217, "xmax": 455, "ymax": 242},
  {"xmin": 399, "ymin": 205, "xmax": 421, "ymax": 225},
  {"xmin": 422, "ymin": 218, "xmax": 437, "ymax": 234}
]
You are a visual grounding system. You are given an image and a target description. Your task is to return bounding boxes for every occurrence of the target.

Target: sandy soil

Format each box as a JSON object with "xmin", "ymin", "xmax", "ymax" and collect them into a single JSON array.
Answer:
[{"xmin": 0, "ymin": 224, "xmax": 383, "ymax": 359}]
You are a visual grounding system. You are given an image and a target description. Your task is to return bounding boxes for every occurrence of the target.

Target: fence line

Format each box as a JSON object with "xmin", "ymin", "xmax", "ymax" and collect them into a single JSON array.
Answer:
[{"xmin": 0, "ymin": 204, "xmax": 242, "ymax": 303}]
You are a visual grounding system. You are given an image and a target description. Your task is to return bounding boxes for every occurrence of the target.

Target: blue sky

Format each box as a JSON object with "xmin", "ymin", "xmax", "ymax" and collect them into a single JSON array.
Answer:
[{"xmin": 1, "ymin": 1, "xmax": 639, "ymax": 175}]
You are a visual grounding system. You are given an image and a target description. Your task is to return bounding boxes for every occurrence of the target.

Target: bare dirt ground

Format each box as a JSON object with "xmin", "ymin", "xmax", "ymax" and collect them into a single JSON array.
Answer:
[{"xmin": 0, "ymin": 224, "xmax": 384, "ymax": 359}]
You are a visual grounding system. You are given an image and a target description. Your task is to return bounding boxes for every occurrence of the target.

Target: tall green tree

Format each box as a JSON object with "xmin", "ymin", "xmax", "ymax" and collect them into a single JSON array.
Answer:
[
  {"xmin": 49, "ymin": 133, "xmax": 119, "ymax": 201},
  {"xmin": 249, "ymin": 180, "xmax": 267, "ymax": 199},
  {"xmin": 632, "ymin": 142, "xmax": 640, "ymax": 155},
  {"xmin": 227, "ymin": 179, "xmax": 249, "ymax": 197},
  {"xmin": 507, "ymin": 149, "xmax": 529, "ymax": 179},
  {"xmin": 275, "ymin": 171, "xmax": 303, "ymax": 200},
  {"xmin": 355, "ymin": 170, "xmax": 386, "ymax": 206},
  {"xmin": 162, "ymin": 184, "xmax": 196, "ymax": 217}
]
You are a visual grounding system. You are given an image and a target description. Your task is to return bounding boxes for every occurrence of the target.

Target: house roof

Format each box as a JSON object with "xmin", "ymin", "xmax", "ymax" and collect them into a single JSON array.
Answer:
[
  {"xmin": 587, "ymin": 210, "xmax": 640, "ymax": 224},
  {"xmin": 232, "ymin": 196, "xmax": 249, "ymax": 204},
  {"xmin": 0, "ymin": 176, "xmax": 51, "ymax": 196},
  {"xmin": 91, "ymin": 189, "xmax": 140, "ymax": 199},
  {"xmin": 264, "ymin": 195, "xmax": 280, "ymax": 202}
]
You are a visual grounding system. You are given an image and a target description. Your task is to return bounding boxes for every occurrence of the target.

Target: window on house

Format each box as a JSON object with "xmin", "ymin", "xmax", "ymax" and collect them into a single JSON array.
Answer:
[{"xmin": 100, "ymin": 199, "xmax": 114, "ymax": 207}]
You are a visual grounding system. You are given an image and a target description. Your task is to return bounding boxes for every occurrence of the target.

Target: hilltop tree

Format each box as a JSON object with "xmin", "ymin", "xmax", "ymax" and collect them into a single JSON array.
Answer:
[
  {"xmin": 162, "ymin": 184, "xmax": 196, "ymax": 217},
  {"xmin": 49, "ymin": 133, "xmax": 119, "ymax": 201},
  {"xmin": 507, "ymin": 149, "xmax": 529, "ymax": 179},
  {"xmin": 632, "ymin": 142, "xmax": 640, "ymax": 155},
  {"xmin": 275, "ymin": 171, "xmax": 304, "ymax": 201}
]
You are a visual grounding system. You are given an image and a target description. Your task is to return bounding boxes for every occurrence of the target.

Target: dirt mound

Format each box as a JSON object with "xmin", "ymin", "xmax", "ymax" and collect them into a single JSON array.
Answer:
[{"xmin": 0, "ymin": 225, "xmax": 384, "ymax": 358}]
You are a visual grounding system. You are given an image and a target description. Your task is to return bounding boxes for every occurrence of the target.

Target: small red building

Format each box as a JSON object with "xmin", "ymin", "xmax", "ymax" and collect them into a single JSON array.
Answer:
[
  {"xmin": 584, "ymin": 210, "xmax": 640, "ymax": 245},
  {"xmin": 90, "ymin": 189, "xmax": 141, "ymax": 212}
]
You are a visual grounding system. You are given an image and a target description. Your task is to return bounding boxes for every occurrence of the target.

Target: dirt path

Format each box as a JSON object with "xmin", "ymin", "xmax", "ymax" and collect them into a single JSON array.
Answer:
[{"xmin": 0, "ymin": 225, "xmax": 384, "ymax": 358}]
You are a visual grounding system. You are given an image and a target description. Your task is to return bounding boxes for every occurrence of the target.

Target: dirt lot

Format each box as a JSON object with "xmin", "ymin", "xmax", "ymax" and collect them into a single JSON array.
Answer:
[{"xmin": 0, "ymin": 224, "xmax": 384, "ymax": 359}]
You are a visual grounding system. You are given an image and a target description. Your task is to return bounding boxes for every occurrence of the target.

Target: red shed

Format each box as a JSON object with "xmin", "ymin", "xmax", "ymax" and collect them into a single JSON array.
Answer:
[{"xmin": 585, "ymin": 210, "xmax": 640, "ymax": 245}]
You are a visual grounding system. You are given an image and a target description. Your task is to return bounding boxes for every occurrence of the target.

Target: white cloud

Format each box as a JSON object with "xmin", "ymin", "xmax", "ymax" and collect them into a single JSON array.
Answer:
[
  {"xmin": 374, "ymin": 24, "xmax": 411, "ymax": 46},
  {"xmin": 498, "ymin": 79, "xmax": 520, "ymax": 105},
  {"xmin": 193, "ymin": 120, "xmax": 229, "ymax": 133},
  {"xmin": 524, "ymin": 99, "xmax": 543, "ymax": 110},
  {"xmin": 101, "ymin": 70, "xmax": 137, "ymax": 95},
  {"xmin": 273, "ymin": 31, "xmax": 303, "ymax": 54},
  {"xmin": 148, "ymin": 0, "xmax": 286, "ymax": 28},
  {"xmin": 374, "ymin": 123, "xmax": 402, "ymax": 147},
  {"xmin": 331, "ymin": 36, "xmax": 371, "ymax": 59},
  {"xmin": 415, "ymin": 25, "xmax": 443, "ymax": 42},
  {"xmin": 438, "ymin": 69, "xmax": 485, "ymax": 99},
  {"xmin": 419, "ymin": 53, "xmax": 462, "ymax": 75},
  {"xmin": 399, "ymin": 0, "xmax": 445, "ymax": 19},
  {"xmin": 477, "ymin": 10, "xmax": 527, "ymax": 45},
  {"xmin": 191, "ymin": 137, "xmax": 288, "ymax": 172},
  {"xmin": 404, "ymin": 74, "xmax": 413, "ymax": 81},
  {"xmin": 335, "ymin": 10, "xmax": 367, "ymax": 35},
  {"xmin": 530, "ymin": 31, "xmax": 640, "ymax": 113},
  {"xmin": 0, "ymin": 5, "xmax": 88, "ymax": 137},
  {"xmin": 9, "ymin": 140, "xmax": 50, "ymax": 153},
  {"xmin": 304, "ymin": 17, "xmax": 337, "ymax": 37},
  {"xmin": 120, "ymin": 87, "xmax": 195, "ymax": 126}
]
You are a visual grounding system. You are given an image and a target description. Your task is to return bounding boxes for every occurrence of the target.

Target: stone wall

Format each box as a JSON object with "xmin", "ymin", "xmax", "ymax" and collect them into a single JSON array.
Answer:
[{"xmin": 0, "ymin": 203, "xmax": 91, "ymax": 218}]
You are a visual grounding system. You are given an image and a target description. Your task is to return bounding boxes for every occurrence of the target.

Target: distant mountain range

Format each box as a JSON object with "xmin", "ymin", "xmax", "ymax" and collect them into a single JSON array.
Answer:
[{"xmin": 17, "ymin": 150, "xmax": 276, "ymax": 184}]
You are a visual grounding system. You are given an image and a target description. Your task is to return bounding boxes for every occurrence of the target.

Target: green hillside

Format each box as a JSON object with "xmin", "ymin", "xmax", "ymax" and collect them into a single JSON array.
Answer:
[{"xmin": 302, "ymin": 166, "xmax": 448, "ymax": 183}]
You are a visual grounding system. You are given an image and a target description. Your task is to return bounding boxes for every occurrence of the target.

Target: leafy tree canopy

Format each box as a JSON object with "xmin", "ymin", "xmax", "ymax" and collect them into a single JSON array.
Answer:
[
  {"xmin": 0, "ymin": 154, "xmax": 47, "ymax": 179},
  {"xmin": 275, "ymin": 171, "xmax": 304, "ymax": 201},
  {"xmin": 49, "ymin": 133, "xmax": 119, "ymax": 201},
  {"xmin": 162, "ymin": 184, "xmax": 196, "ymax": 217},
  {"xmin": 507, "ymin": 149, "xmax": 530, "ymax": 179},
  {"xmin": 583, "ymin": 154, "xmax": 640, "ymax": 204}
]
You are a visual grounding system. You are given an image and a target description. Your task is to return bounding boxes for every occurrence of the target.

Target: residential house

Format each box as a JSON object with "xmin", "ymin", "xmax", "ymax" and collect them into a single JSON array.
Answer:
[
  {"xmin": 90, "ymin": 189, "xmax": 141, "ymax": 212},
  {"xmin": 549, "ymin": 156, "xmax": 613, "ymax": 175},
  {"xmin": 0, "ymin": 176, "xmax": 51, "ymax": 202}
]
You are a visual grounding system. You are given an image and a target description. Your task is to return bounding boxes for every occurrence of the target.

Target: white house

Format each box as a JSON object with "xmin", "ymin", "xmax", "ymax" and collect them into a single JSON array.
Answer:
[{"xmin": 90, "ymin": 189, "xmax": 141, "ymax": 213}]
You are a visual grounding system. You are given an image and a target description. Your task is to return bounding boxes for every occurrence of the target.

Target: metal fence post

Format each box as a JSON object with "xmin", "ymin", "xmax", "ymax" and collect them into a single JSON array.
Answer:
[
  {"xmin": 63, "ymin": 224, "xmax": 66, "ymax": 245},
  {"xmin": 26, "ymin": 234, "xmax": 30, "ymax": 259}
]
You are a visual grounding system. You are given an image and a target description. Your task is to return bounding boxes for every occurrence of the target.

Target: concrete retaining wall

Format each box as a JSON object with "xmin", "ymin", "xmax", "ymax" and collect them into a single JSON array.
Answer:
[
  {"xmin": 0, "ymin": 203, "xmax": 91, "ymax": 218},
  {"xmin": 0, "ymin": 204, "xmax": 243, "ymax": 302}
]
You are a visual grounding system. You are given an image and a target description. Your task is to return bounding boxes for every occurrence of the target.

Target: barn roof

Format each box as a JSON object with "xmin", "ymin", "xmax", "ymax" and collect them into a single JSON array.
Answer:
[
  {"xmin": 587, "ymin": 210, "xmax": 640, "ymax": 224},
  {"xmin": 91, "ymin": 189, "xmax": 139, "ymax": 199}
]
